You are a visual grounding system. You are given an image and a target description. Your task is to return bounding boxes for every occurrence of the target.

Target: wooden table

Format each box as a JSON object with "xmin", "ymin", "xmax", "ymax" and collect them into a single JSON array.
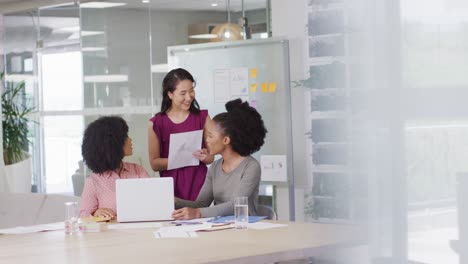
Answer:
[{"xmin": 0, "ymin": 221, "xmax": 360, "ymax": 264}]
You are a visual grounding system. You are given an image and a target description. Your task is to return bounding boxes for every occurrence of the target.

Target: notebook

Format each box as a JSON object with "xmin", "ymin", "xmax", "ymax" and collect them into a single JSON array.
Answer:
[{"xmin": 116, "ymin": 177, "xmax": 174, "ymax": 222}]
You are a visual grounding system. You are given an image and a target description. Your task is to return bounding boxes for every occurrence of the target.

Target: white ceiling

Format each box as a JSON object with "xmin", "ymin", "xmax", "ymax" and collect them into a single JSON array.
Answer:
[
  {"xmin": 0, "ymin": 0, "xmax": 267, "ymax": 14},
  {"xmin": 124, "ymin": 0, "xmax": 266, "ymax": 12}
]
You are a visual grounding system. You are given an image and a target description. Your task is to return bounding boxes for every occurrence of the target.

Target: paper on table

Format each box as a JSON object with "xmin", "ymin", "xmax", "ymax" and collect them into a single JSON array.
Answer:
[
  {"xmin": 248, "ymin": 222, "xmax": 288, "ymax": 230},
  {"xmin": 154, "ymin": 223, "xmax": 211, "ymax": 238},
  {"xmin": 0, "ymin": 222, "xmax": 64, "ymax": 235},
  {"xmin": 168, "ymin": 130, "xmax": 203, "ymax": 170},
  {"xmin": 108, "ymin": 222, "xmax": 162, "ymax": 230},
  {"xmin": 159, "ymin": 223, "xmax": 212, "ymax": 233},
  {"xmin": 154, "ymin": 231, "xmax": 198, "ymax": 238}
]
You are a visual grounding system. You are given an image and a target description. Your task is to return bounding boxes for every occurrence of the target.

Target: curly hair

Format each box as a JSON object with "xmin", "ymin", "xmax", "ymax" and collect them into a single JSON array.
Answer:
[
  {"xmin": 81, "ymin": 116, "xmax": 129, "ymax": 174},
  {"xmin": 159, "ymin": 68, "xmax": 200, "ymax": 114},
  {"xmin": 213, "ymin": 98, "xmax": 267, "ymax": 156}
]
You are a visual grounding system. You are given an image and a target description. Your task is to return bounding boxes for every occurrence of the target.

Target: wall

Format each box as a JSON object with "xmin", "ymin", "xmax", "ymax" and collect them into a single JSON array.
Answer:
[
  {"xmin": 271, "ymin": 0, "xmax": 307, "ymax": 221},
  {"xmin": 0, "ymin": 14, "xmax": 9, "ymax": 192}
]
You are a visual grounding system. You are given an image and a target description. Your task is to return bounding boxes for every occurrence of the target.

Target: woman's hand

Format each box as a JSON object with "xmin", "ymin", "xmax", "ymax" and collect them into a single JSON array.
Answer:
[
  {"xmin": 192, "ymin": 148, "xmax": 208, "ymax": 162},
  {"xmin": 93, "ymin": 208, "xmax": 116, "ymax": 219},
  {"xmin": 172, "ymin": 207, "xmax": 201, "ymax": 220}
]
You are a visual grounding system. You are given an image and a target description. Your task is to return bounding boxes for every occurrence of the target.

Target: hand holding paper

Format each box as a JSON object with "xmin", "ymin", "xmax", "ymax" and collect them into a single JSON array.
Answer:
[
  {"xmin": 192, "ymin": 148, "xmax": 209, "ymax": 162},
  {"xmin": 168, "ymin": 130, "xmax": 203, "ymax": 170}
]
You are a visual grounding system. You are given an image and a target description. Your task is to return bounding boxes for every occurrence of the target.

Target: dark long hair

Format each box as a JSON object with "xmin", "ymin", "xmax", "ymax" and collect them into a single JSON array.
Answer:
[{"xmin": 159, "ymin": 68, "xmax": 200, "ymax": 114}]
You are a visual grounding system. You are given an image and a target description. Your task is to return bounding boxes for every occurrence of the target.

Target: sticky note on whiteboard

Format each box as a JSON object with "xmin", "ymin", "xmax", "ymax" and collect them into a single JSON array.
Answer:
[
  {"xmin": 261, "ymin": 83, "xmax": 268, "ymax": 93},
  {"xmin": 268, "ymin": 82, "xmax": 277, "ymax": 93},
  {"xmin": 250, "ymin": 68, "xmax": 258, "ymax": 78},
  {"xmin": 260, "ymin": 155, "xmax": 287, "ymax": 182},
  {"xmin": 250, "ymin": 83, "xmax": 257, "ymax": 92}
]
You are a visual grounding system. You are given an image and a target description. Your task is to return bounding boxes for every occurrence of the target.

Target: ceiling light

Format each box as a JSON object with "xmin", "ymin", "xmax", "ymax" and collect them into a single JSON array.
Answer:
[
  {"xmin": 68, "ymin": 30, "xmax": 104, "ymax": 40},
  {"xmin": 211, "ymin": 3, "xmax": 218, "ymax": 7},
  {"xmin": 55, "ymin": 26, "xmax": 80, "ymax": 33},
  {"xmin": 151, "ymin": 64, "xmax": 168, "ymax": 73},
  {"xmin": 84, "ymin": 75, "xmax": 128, "ymax": 83},
  {"xmin": 189, "ymin": 34, "xmax": 217, "ymax": 39},
  {"xmin": 210, "ymin": 23, "xmax": 242, "ymax": 42},
  {"xmin": 80, "ymin": 2, "xmax": 127, "ymax": 8},
  {"xmin": 82, "ymin": 47, "xmax": 106, "ymax": 52},
  {"xmin": 142, "ymin": 0, "xmax": 150, "ymax": 3}
]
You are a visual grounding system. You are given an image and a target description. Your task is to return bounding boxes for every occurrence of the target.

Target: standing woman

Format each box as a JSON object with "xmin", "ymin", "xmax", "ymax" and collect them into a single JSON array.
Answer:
[{"xmin": 148, "ymin": 68, "xmax": 214, "ymax": 201}]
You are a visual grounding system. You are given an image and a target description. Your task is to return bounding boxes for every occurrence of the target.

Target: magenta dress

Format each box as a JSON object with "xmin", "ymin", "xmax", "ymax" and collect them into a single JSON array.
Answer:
[{"xmin": 150, "ymin": 110, "xmax": 208, "ymax": 201}]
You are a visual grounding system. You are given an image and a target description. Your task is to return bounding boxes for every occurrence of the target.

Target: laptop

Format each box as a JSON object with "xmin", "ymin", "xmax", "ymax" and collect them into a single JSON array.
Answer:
[{"xmin": 116, "ymin": 177, "xmax": 174, "ymax": 222}]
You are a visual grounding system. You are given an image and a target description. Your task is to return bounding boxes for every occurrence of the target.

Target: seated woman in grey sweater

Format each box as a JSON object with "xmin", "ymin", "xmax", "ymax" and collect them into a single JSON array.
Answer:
[{"xmin": 172, "ymin": 98, "xmax": 267, "ymax": 220}]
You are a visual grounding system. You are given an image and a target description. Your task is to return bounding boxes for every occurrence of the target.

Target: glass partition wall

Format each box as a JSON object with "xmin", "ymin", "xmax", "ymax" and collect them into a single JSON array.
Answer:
[
  {"xmin": 2, "ymin": 10, "xmax": 41, "ymax": 191},
  {"xmin": 1, "ymin": 0, "xmax": 268, "ymax": 194}
]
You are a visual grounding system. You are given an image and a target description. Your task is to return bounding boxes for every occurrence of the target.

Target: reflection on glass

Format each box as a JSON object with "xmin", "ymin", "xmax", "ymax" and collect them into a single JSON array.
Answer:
[
  {"xmin": 81, "ymin": 3, "xmax": 152, "ymax": 108},
  {"xmin": 44, "ymin": 116, "xmax": 84, "ymax": 193},
  {"xmin": 41, "ymin": 51, "xmax": 83, "ymax": 111}
]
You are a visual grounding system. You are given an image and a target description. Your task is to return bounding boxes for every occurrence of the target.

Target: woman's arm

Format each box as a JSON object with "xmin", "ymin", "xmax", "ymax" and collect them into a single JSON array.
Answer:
[
  {"xmin": 172, "ymin": 165, "xmax": 215, "ymax": 220},
  {"xmin": 148, "ymin": 122, "xmax": 168, "ymax": 171},
  {"xmin": 175, "ymin": 166, "xmax": 214, "ymax": 209},
  {"xmin": 199, "ymin": 159, "xmax": 260, "ymax": 218},
  {"xmin": 79, "ymin": 177, "xmax": 98, "ymax": 217}
]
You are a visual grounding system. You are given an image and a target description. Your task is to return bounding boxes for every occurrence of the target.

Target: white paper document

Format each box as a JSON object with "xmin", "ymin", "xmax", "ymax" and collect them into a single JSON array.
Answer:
[
  {"xmin": 153, "ymin": 224, "xmax": 212, "ymax": 239},
  {"xmin": 154, "ymin": 231, "xmax": 198, "ymax": 238},
  {"xmin": 214, "ymin": 69, "xmax": 230, "ymax": 103},
  {"xmin": 213, "ymin": 67, "xmax": 249, "ymax": 103},
  {"xmin": 260, "ymin": 155, "xmax": 287, "ymax": 182},
  {"xmin": 168, "ymin": 130, "xmax": 203, "ymax": 170},
  {"xmin": 0, "ymin": 222, "xmax": 64, "ymax": 235},
  {"xmin": 108, "ymin": 222, "xmax": 162, "ymax": 230},
  {"xmin": 229, "ymin": 67, "xmax": 249, "ymax": 96}
]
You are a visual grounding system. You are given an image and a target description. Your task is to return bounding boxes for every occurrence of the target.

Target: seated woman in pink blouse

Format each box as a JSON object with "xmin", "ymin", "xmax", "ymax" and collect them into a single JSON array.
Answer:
[{"xmin": 79, "ymin": 116, "xmax": 149, "ymax": 218}]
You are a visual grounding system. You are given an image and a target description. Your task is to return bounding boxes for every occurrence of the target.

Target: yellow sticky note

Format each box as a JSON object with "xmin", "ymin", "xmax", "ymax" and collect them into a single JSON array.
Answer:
[
  {"xmin": 268, "ymin": 82, "xmax": 277, "ymax": 93},
  {"xmin": 261, "ymin": 83, "xmax": 268, "ymax": 93},
  {"xmin": 250, "ymin": 68, "xmax": 258, "ymax": 78},
  {"xmin": 250, "ymin": 83, "xmax": 257, "ymax": 92}
]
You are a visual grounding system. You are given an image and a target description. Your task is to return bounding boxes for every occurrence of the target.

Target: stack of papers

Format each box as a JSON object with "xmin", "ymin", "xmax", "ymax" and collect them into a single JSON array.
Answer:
[
  {"xmin": 154, "ymin": 223, "xmax": 212, "ymax": 238},
  {"xmin": 0, "ymin": 222, "xmax": 64, "ymax": 235}
]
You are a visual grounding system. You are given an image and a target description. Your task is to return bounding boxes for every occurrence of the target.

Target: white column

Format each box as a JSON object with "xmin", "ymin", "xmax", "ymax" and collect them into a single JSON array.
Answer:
[{"xmin": 271, "ymin": 0, "xmax": 307, "ymax": 221}]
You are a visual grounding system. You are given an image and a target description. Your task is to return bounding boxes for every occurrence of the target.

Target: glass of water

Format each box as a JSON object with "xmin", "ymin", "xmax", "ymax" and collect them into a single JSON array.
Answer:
[
  {"xmin": 234, "ymin": 196, "xmax": 249, "ymax": 229},
  {"xmin": 64, "ymin": 202, "xmax": 79, "ymax": 235}
]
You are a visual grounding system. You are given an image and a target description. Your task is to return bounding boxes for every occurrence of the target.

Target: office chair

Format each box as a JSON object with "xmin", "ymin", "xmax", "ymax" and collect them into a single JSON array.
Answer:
[{"xmin": 257, "ymin": 204, "xmax": 277, "ymax": 220}]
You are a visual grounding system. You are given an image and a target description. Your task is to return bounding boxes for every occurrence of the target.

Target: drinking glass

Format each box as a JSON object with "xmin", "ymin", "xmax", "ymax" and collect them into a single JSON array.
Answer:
[
  {"xmin": 64, "ymin": 201, "xmax": 79, "ymax": 234},
  {"xmin": 234, "ymin": 196, "xmax": 248, "ymax": 229}
]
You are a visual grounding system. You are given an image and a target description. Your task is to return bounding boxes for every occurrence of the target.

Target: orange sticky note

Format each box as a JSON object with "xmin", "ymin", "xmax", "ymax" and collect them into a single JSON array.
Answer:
[
  {"xmin": 268, "ymin": 82, "xmax": 277, "ymax": 93},
  {"xmin": 250, "ymin": 83, "xmax": 257, "ymax": 92},
  {"xmin": 261, "ymin": 83, "xmax": 268, "ymax": 93},
  {"xmin": 250, "ymin": 68, "xmax": 258, "ymax": 78}
]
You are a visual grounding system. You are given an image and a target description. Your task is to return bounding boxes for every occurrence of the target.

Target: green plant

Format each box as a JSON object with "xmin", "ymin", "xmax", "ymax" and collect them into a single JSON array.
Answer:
[{"xmin": 1, "ymin": 72, "xmax": 35, "ymax": 165}]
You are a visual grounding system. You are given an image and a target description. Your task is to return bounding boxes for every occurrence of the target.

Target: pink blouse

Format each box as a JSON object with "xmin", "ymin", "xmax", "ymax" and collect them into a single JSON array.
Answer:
[{"xmin": 79, "ymin": 162, "xmax": 149, "ymax": 217}]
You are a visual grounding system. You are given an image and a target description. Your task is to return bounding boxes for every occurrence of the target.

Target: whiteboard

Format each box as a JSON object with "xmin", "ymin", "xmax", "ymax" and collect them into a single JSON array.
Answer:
[{"xmin": 168, "ymin": 38, "xmax": 295, "ymax": 220}]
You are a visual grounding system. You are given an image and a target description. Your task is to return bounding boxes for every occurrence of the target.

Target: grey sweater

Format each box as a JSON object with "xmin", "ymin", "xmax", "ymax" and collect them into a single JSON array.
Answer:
[{"xmin": 176, "ymin": 156, "xmax": 260, "ymax": 217}]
